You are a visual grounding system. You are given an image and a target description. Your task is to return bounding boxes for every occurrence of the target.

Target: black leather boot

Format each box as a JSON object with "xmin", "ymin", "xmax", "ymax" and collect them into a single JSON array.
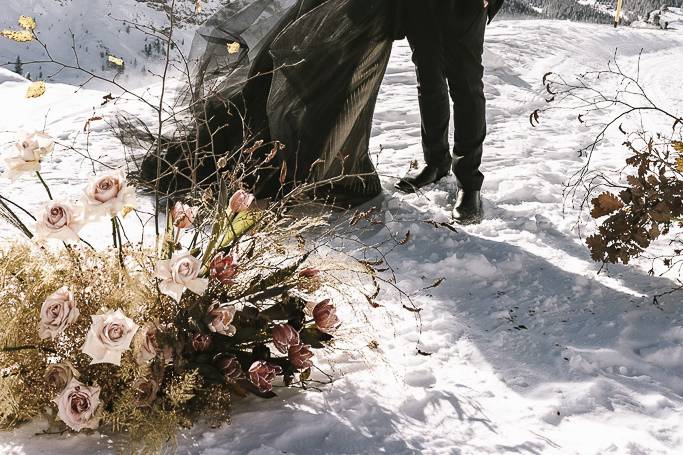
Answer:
[
  {"xmin": 395, "ymin": 164, "xmax": 450, "ymax": 193},
  {"xmin": 452, "ymin": 190, "xmax": 484, "ymax": 225}
]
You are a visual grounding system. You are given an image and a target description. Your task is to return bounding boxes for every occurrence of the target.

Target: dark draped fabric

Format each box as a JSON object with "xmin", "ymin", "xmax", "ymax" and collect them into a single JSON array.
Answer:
[{"xmin": 141, "ymin": 0, "xmax": 394, "ymax": 200}]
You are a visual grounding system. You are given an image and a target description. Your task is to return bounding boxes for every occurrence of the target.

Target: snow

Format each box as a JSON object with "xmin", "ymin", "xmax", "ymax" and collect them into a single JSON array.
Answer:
[{"xmin": 2, "ymin": 17, "xmax": 683, "ymax": 455}]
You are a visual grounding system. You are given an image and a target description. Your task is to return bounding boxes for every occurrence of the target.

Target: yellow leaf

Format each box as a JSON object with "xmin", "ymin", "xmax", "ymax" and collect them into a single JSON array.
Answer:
[
  {"xmin": 107, "ymin": 55, "xmax": 124, "ymax": 67},
  {"xmin": 673, "ymin": 141, "xmax": 683, "ymax": 154},
  {"xmin": 1, "ymin": 29, "xmax": 33, "ymax": 42},
  {"xmin": 195, "ymin": 0, "xmax": 202, "ymax": 13},
  {"xmin": 26, "ymin": 81, "xmax": 46, "ymax": 98},
  {"xmin": 121, "ymin": 205, "xmax": 135, "ymax": 218},
  {"xmin": 18, "ymin": 16, "xmax": 36, "ymax": 31},
  {"xmin": 227, "ymin": 42, "xmax": 241, "ymax": 54}
]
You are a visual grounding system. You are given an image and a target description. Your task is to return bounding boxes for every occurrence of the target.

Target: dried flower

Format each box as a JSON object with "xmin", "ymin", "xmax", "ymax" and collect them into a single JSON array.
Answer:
[
  {"xmin": 206, "ymin": 302, "xmax": 237, "ymax": 337},
  {"xmin": 209, "ymin": 251, "xmax": 238, "ymax": 285},
  {"xmin": 2, "ymin": 131, "xmax": 54, "ymax": 181},
  {"xmin": 288, "ymin": 344, "xmax": 313, "ymax": 370},
  {"xmin": 272, "ymin": 324, "xmax": 300, "ymax": 354},
  {"xmin": 155, "ymin": 251, "xmax": 209, "ymax": 302},
  {"xmin": 191, "ymin": 333, "xmax": 212, "ymax": 352},
  {"xmin": 54, "ymin": 379, "xmax": 100, "ymax": 432},
  {"xmin": 81, "ymin": 309, "xmax": 139, "ymax": 366},
  {"xmin": 132, "ymin": 376, "xmax": 159, "ymax": 407},
  {"xmin": 215, "ymin": 356, "xmax": 244, "ymax": 383},
  {"xmin": 34, "ymin": 200, "xmax": 83, "ymax": 242},
  {"xmin": 313, "ymin": 299, "xmax": 339, "ymax": 334},
  {"xmin": 38, "ymin": 287, "xmax": 79, "ymax": 340},
  {"xmin": 82, "ymin": 169, "xmax": 136, "ymax": 219},
  {"xmin": 248, "ymin": 361, "xmax": 282, "ymax": 393},
  {"xmin": 44, "ymin": 361, "xmax": 80, "ymax": 392},
  {"xmin": 135, "ymin": 325, "xmax": 158, "ymax": 365},
  {"xmin": 228, "ymin": 190, "xmax": 254, "ymax": 214},
  {"xmin": 171, "ymin": 201, "xmax": 198, "ymax": 229}
]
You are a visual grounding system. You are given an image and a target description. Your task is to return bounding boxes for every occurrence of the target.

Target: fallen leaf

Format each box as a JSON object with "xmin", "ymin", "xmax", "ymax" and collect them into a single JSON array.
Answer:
[
  {"xmin": 108, "ymin": 55, "xmax": 124, "ymax": 67},
  {"xmin": 227, "ymin": 42, "xmax": 241, "ymax": 54},
  {"xmin": 26, "ymin": 80, "xmax": 46, "ymax": 98}
]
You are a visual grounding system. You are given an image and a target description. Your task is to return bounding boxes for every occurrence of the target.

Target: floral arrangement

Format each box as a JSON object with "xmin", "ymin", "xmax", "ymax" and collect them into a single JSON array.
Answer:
[{"xmin": 0, "ymin": 130, "xmax": 361, "ymax": 452}]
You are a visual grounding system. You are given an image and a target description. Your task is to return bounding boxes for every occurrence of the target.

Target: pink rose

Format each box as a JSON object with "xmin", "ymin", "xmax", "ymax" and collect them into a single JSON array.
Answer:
[
  {"xmin": 171, "ymin": 201, "xmax": 198, "ymax": 229},
  {"xmin": 271, "ymin": 324, "xmax": 300, "ymax": 354},
  {"xmin": 205, "ymin": 302, "xmax": 237, "ymax": 337},
  {"xmin": 215, "ymin": 356, "xmax": 244, "ymax": 383},
  {"xmin": 192, "ymin": 333, "xmax": 212, "ymax": 352},
  {"xmin": 313, "ymin": 299, "xmax": 340, "ymax": 334},
  {"xmin": 209, "ymin": 252, "xmax": 238, "ymax": 285},
  {"xmin": 248, "ymin": 361, "xmax": 282, "ymax": 393},
  {"xmin": 54, "ymin": 378, "xmax": 100, "ymax": 432},
  {"xmin": 155, "ymin": 251, "xmax": 209, "ymax": 302},
  {"xmin": 38, "ymin": 287, "xmax": 80, "ymax": 340},
  {"xmin": 44, "ymin": 361, "xmax": 80, "ymax": 391},
  {"xmin": 228, "ymin": 190, "xmax": 254, "ymax": 213},
  {"xmin": 82, "ymin": 169, "xmax": 136, "ymax": 218},
  {"xmin": 288, "ymin": 344, "xmax": 313, "ymax": 370},
  {"xmin": 81, "ymin": 309, "xmax": 139, "ymax": 366},
  {"xmin": 35, "ymin": 200, "xmax": 83, "ymax": 242}
]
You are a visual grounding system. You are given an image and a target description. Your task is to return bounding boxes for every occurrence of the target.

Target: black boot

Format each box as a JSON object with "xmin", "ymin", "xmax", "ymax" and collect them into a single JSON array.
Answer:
[
  {"xmin": 395, "ymin": 164, "xmax": 450, "ymax": 193},
  {"xmin": 452, "ymin": 190, "xmax": 484, "ymax": 225}
]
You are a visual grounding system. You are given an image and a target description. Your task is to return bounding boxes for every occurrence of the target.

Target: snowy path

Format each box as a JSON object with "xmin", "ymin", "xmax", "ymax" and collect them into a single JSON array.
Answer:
[{"xmin": 2, "ymin": 20, "xmax": 683, "ymax": 454}]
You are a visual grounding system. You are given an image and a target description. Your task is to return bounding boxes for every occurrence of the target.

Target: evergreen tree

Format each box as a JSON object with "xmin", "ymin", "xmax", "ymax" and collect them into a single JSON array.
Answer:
[{"xmin": 13, "ymin": 56, "xmax": 22, "ymax": 76}]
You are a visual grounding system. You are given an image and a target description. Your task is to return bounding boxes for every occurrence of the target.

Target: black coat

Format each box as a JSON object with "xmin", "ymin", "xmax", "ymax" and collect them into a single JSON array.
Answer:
[{"xmin": 392, "ymin": 0, "xmax": 504, "ymax": 40}]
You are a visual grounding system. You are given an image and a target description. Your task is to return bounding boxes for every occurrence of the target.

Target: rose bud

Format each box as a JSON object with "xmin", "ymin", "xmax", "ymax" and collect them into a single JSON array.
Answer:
[
  {"xmin": 205, "ymin": 302, "xmax": 237, "ymax": 337},
  {"xmin": 132, "ymin": 376, "xmax": 159, "ymax": 408},
  {"xmin": 248, "ymin": 361, "xmax": 282, "ymax": 393},
  {"xmin": 53, "ymin": 379, "xmax": 101, "ymax": 432},
  {"xmin": 209, "ymin": 252, "xmax": 239, "ymax": 285},
  {"xmin": 171, "ymin": 201, "xmax": 198, "ymax": 229},
  {"xmin": 313, "ymin": 299, "xmax": 340, "ymax": 334},
  {"xmin": 228, "ymin": 189, "xmax": 255, "ymax": 214},
  {"xmin": 271, "ymin": 324, "xmax": 300, "ymax": 354},
  {"xmin": 215, "ymin": 356, "xmax": 244, "ymax": 383},
  {"xmin": 288, "ymin": 344, "xmax": 314, "ymax": 370},
  {"xmin": 299, "ymin": 268, "xmax": 320, "ymax": 278},
  {"xmin": 192, "ymin": 333, "xmax": 212, "ymax": 352},
  {"xmin": 44, "ymin": 361, "xmax": 80, "ymax": 392}
]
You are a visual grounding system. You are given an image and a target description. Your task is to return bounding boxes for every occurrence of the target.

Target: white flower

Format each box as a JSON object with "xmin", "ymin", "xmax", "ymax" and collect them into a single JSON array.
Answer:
[
  {"xmin": 2, "ymin": 131, "xmax": 54, "ymax": 181},
  {"xmin": 82, "ymin": 169, "xmax": 136, "ymax": 219},
  {"xmin": 54, "ymin": 378, "xmax": 100, "ymax": 432},
  {"xmin": 38, "ymin": 287, "xmax": 79, "ymax": 340},
  {"xmin": 81, "ymin": 309, "xmax": 139, "ymax": 366},
  {"xmin": 34, "ymin": 200, "xmax": 84, "ymax": 243},
  {"xmin": 154, "ymin": 251, "xmax": 209, "ymax": 302}
]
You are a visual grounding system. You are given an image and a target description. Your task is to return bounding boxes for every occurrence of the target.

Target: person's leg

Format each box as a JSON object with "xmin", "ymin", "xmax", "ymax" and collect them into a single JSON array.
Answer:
[
  {"xmin": 441, "ymin": 0, "xmax": 487, "ymax": 192},
  {"xmin": 395, "ymin": 0, "xmax": 452, "ymax": 192}
]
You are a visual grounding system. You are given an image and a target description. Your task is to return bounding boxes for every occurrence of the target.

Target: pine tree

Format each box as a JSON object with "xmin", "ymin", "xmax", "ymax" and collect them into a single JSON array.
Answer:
[{"xmin": 13, "ymin": 56, "xmax": 22, "ymax": 76}]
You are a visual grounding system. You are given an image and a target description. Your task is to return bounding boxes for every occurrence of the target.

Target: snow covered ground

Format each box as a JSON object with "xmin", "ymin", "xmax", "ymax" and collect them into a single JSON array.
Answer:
[{"xmin": 2, "ymin": 18, "xmax": 683, "ymax": 455}]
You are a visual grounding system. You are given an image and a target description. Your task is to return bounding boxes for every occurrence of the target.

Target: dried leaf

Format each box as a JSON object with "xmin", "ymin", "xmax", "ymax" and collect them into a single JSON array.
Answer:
[
  {"xmin": 279, "ymin": 161, "xmax": 287, "ymax": 185},
  {"xmin": 26, "ymin": 81, "xmax": 46, "ymax": 98},
  {"xmin": 108, "ymin": 55, "xmax": 124, "ymax": 67},
  {"xmin": 18, "ymin": 16, "xmax": 36, "ymax": 31},
  {"xmin": 590, "ymin": 192, "xmax": 623, "ymax": 218},
  {"xmin": 1, "ymin": 29, "xmax": 33, "ymax": 42}
]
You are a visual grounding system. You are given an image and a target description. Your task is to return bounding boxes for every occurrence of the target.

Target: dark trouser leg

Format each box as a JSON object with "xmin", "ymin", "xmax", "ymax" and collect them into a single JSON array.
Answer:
[
  {"xmin": 403, "ymin": 1, "xmax": 452, "ymax": 169},
  {"xmin": 440, "ymin": 1, "xmax": 487, "ymax": 191}
]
